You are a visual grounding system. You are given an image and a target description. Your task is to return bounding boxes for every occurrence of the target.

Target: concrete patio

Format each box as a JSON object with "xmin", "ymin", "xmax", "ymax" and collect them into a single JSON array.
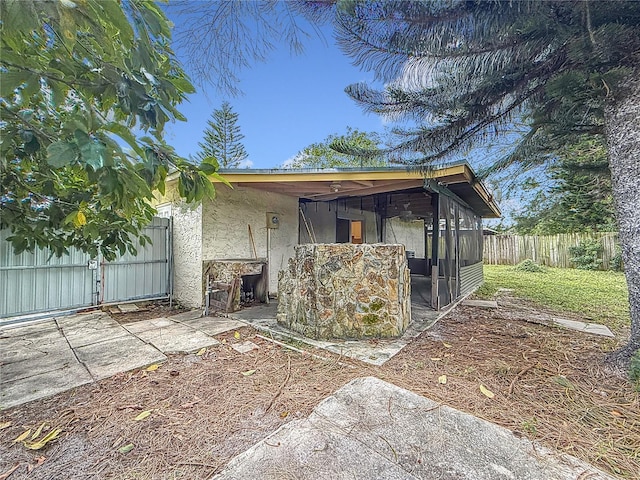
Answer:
[
  {"xmin": 0, "ymin": 310, "xmax": 244, "ymax": 410},
  {"xmin": 214, "ymin": 377, "xmax": 616, "ymax": 480}
]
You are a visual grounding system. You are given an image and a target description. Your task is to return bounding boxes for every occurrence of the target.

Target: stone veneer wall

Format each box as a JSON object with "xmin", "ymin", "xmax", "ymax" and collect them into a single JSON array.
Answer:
[{"xmin": 277, "ymin": 243, "xmax": 411, "ymax": 340}]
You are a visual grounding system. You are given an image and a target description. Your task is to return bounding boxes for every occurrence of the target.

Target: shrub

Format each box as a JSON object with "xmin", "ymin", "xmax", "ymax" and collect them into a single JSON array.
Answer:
[
  {"xmin": 569, "ymin": 239, "xmax": 603, "ymax": 270},
  {"xmin": 610, "ymin": 246, "xmax": 624, "ymax": 272},
  {"xmin": 514, "ymin": 259, "xmax": 546, "ymax": 273}
]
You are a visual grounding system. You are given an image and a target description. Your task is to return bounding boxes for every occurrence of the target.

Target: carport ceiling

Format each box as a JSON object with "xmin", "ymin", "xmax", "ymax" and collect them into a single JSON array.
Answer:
[{"xmin": 209, "ymin": 165, "xmax": 500, "ymax": 218}]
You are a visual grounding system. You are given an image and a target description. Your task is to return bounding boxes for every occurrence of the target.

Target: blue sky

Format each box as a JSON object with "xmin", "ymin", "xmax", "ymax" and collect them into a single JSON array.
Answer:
[{"xmin": 164, "ymin": 25, "xmax": 387, "ymax": 169}]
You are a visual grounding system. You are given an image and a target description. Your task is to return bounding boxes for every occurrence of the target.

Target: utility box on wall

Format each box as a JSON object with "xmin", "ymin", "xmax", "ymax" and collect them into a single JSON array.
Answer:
[{"xmin": 266, "ymin": 212, "xmax": 280, "ymax": 229}]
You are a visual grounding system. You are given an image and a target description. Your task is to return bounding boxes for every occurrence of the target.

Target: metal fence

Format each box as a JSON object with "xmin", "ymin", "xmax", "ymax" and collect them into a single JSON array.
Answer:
[
  {"xmin": 483, "ymin": 232, "xmax": 619, "ymax": 269},
  {"xmin": 0, "ymin": 217, "xmax": 171, "ymax": 319}
]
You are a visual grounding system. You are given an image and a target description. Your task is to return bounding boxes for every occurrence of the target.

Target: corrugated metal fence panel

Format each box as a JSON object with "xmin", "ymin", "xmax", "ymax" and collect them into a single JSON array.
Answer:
[
  {"xmin": 0, "ymin": 229, "xmax": 94, "ymax": 318},
  {"xmin": 460, "ymin": 262, "xmax": 484, "ymax": 296},
  {"xmin": 100, "ymin": 217, "xmax": 170, "ymax": 303}
]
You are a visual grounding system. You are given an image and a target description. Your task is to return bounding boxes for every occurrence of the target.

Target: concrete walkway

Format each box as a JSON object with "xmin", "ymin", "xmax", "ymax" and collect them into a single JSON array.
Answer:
[
  {"xmin": 214, "ymin": 377, "xmax": 615, "ymax": 480},
  {"xmin": 0, "ymin": 310, "xmax": 244, "ymax": 410}
]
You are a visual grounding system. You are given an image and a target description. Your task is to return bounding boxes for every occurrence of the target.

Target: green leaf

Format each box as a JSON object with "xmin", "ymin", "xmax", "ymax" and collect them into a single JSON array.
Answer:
[
  {"xmin": 47, "ymin": 141, "xmax": 77, "ymax": 168},
  {"xmin": 118, "ymin": 443, "xmax": 134, "ymax": 454}
]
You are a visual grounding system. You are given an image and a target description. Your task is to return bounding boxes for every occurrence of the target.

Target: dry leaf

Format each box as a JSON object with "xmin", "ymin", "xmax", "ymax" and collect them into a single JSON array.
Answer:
[
  {"xmin": 479, "ymin": 384, "xmax": 495, "ymax": 399},
  {"xmin": 234, "ymin": 331, "xmax": 241, "ymax": 339},
  {"xmin": 145, "ymin": 364, "xmax": 160, "ymax": 372},
  {"xmin": 23, "ymin": 428, "xmax": 62, "ymax": 450},
  {"xmin": 279, "ymin": 411, "xmax": 289, "ymax": 418},
  {"xmin": 35, "ymin": 457, "xmax": 46, "ymax": 466},
  {"xmin": 31, "ymin": 422, "xmax": 46, "ymax": 440},
  {"xmin": 241, "ymin": 369, "xmax": 256, "ymax": 376},
  {"xmin": 196, "ymin": 348, "xmax": 207, "ymax": 356},
  {"xmin": 221, "ymin": 339, "xmax": 227, "ymax": 344},
  {"xmin": 0, "ymin": 421, "xmax": 11, "ymax": 430},
  {"xmin": 438, "ymin": 375, "xmax": 447, "ymax": 385},
  {"xmin": 442, "ymin": 342, "xmax": 452, "ymax": 348},
  {"xmin": 430, "ymin": 357, "xmax": 442, "ymax": 361},
  {"xmin": 610, "ymin": 410, "xmax": 624, "ymax": 418},
  {"xmin": 134, "ymin": 410, "xmax": 152, "ymax": 421},
  {"xmin": 13, "ymin": 429, "xmax": 31, "ymax": 443},
  {"xmin": 551, "ymin": 376, "xmax": 575, "ymax": 390},
  {"xmin": 118, "ymin": 443, "xmax": 134, "ymax": 454}
]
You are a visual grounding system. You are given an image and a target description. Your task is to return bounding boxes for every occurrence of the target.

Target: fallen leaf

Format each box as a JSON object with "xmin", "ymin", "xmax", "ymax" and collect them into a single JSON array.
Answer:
[
  {"xmin": 31, "ymin": 422, "xmax": 46, "ymax": 440},
  {"xmin": 438, "ymin": 375, "xmax": 447, "ymax": 385},
  {"xmin": 134, "ymin": 411, "xmax": 152, "ymax": 421},
  {"xmin": 0, "ymin": 464, "xmax": 20, "ymax": 480},
  {"xmin": 196, "ymin": 348, "xmax": 207, "ymax": 356},
  {"xmin": 13, "ymin": 429, "xmax": 31, "ymax": 443},
  {"xmin": 479, "ymin": 384, "xmax": 495, "ymax": 399},
  {"xmin": 551, "ymin": 375, "xmax": 575, "ymax": 390},
  {"xmin": 610, "ymin": 410, "xmax": 624, "ymax": 418},
  {"xmin": 118, "ymin": 443, "xmax": 134, "ymax": 454},
  {"xmin": 23, "ymin": 428, "xmax": 62, "ymax": 450},
  {"xmin": 442, "ymin": 342, "xmax": 452, "ymax": 348},
  {"xmin": 35, "ymin": 456, "xmax": 46, "ymax": 466},
  {"xmin": 221, "ymin": 339, "xmax": 227, "ymax": 344},
  {"xmin": 279, "ymin": 411, "xmax": 289, "ymax": 418},
  {"xmin": 241, "ymin": 369, "xmax": 256, "ymax": 376},
  {"xmin": 0, "ymin": 422, "xmax": 11, "ymax": 430},
  {"xmin": 430, "ymin": 357, "xmax": 442, "ymax": 361},
  {"xmin": 234, "ymin": 331, "xmax": 241, "ymax": 339},
  {"xmin": 145, "ymin": 364, "xmax": 160, "ymax": 372}
]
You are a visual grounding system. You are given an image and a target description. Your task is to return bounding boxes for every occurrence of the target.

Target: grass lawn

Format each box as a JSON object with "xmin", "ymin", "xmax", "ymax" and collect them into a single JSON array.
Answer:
[{"xmin": 476, "ymin": 265, "xmax": 630, "ymax": 332}]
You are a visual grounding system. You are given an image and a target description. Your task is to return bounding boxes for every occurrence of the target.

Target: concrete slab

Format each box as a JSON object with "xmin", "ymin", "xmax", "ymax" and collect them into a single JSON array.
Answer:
[
  {"xmin": 134, "ymin": 323, "xmax": 220, "ymax": 354},
  {"xmin": 231, "ymin": 341, "xmax": 259, "ymax": 354},
  {"xmin": 1, "ymin": 347, "xmax": 78, "ymax": 384},
  {"xmin": 461, "ymin": 299, "xmax": 499, "ymax": 309},
  {"xmin": 0, "ymin": 363, "xmax": 92, "ymax": 410},
  {"xmin": 0, "ymin": 319, "xmax": 59, "ymax": 338},
  {"xmin": 182, "ymin": 316, "xmax": 246, "ymax": 336},
  {"xmin": 74, "ymin": 335, "xmax": 166, "ymax": 380},
  {"xmin": 168, "ymin": 309, "xmax": 203, "ymax": 322},
  {"xmin": 214, "ymin": 377, "xmax": 615, "ymax": 480},
  {"xmin": 121, "ymin": 317, "xmax": 175, "ymax": 334},
  {"xmin": 117, "ymin": 303, "xmax": 140, "ymax": 313},
  {"xmin": 550, "ymin": 317, "xmax": 614, "ymax": 337},
  {"xmin": 0, "ymin": 331, "xmax": 67, "ymax": 363}
]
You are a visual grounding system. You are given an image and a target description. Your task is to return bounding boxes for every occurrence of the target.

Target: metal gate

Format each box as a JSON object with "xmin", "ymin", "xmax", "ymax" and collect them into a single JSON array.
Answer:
[{"xmin": 0, "ymin": 217, "xmax": 172, "ymax": 319}]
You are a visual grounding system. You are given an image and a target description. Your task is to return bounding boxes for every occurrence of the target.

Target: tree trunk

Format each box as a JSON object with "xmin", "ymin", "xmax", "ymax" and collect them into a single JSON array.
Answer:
[{"xmin": 604, "ymin": 74, "xmax": 640, "ymax": 373}]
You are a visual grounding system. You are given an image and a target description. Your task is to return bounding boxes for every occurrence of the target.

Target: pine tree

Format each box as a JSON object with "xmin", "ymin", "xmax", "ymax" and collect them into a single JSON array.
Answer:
[
  {"xmin": 197, "ymin": 102, "xmax": 249, "ymax": 168},
  {"xmin": 318, "ymin": 0, "xmax": 640, "ymax": 372}
]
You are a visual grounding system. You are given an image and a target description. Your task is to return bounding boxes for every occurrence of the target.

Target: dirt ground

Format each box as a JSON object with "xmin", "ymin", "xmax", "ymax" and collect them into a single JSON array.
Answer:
[{"xmin": 1, "ymin": 298, "xmax": 638, "ymax": 480}]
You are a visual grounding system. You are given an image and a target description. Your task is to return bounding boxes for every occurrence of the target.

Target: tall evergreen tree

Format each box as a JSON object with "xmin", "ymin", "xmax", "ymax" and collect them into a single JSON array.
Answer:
[
  {"xmin": 312, "ymin": 0, "xmax": 640, "ymax": 371},
  {"xmin": 196, "ymin": 102, "xmax": 249, "ymax": 168},
  {"xmin": 286, "ymin": 128, "xmax": 386, "ymax": 169},
  {"xmin": 513, "ymin": 137, "xmax": 616, "ymax": 234}
]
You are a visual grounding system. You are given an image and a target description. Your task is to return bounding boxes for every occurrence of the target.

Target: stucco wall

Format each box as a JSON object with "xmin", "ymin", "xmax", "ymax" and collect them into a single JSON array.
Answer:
[
  {"xmin": 384, "ymin": 218, "xmax": 426, "ymax": 258},
  {"xmin": 201, "ymin": 185, "xmax": 299, "ymax": 295},
  {"xmin": 301, "ymin": 201, "xmax": 379, "ymax": 243},
  {"xmin": 170, "ymin": 201, "xmax": 203, "ymax": 308}
]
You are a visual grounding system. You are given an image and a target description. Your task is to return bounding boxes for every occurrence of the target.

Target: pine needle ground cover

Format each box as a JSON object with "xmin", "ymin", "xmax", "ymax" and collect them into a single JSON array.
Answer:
[{"xmin": 1, "ymin": 295, "xmax": 637, "ymax": 479}]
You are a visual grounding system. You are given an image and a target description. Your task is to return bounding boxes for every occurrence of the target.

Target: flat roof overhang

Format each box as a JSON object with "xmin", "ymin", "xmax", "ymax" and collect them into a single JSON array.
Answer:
[{"xmin": 181, "ymin": 164, "xmax": 500, "ymax": 218}]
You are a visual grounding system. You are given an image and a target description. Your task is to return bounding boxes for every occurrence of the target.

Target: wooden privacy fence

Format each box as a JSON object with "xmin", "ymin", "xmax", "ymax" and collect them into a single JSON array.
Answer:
[{"xmin": 483, "ymin": 232, "xmax": 619, "ymax": 269}]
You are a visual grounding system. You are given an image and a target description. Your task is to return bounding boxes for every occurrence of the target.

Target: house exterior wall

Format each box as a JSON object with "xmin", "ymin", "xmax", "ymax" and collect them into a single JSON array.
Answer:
[
  {"xmin": 384, "ymin": 218, "xmax": 426, "ymax": 259},
  {"xmin": 169, "ymin": 201, "xmax": 203, "ymax": 308},
  {"xmin": 201, "ymin": 185, "xmax": 299, "ymax": 295},
  {"xmin": 300, "ymin": 201, "xmax": 379, "ymax": 243}
]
